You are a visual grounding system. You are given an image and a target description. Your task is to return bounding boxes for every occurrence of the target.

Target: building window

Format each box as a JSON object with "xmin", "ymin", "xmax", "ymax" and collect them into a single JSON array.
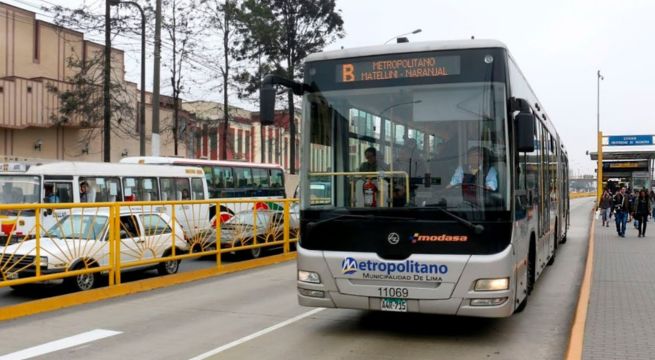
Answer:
[
  {"xmin": 245, "ymin": 131, "xmax": 250, "ymax": 161},
  {"xmin": 27, "ymin": 86, "xmax": 32, "ymax": 93},
  {"xmin": 0, "ymin": 86, "xmax": 3, "ymax": 93},
  {"xmin": 33, "ymin": 21, "xmax": 40, "ymax": 62}
]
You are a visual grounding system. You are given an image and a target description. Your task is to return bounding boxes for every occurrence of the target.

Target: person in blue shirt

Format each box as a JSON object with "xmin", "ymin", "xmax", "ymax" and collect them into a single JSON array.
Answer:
[
  {"xmin": 44, "ymin": 183, "xmax": 59, "ymax": 203},
  {"xmin": 447, "ymin": 146, "xmax": 498, "ymax": 193}
]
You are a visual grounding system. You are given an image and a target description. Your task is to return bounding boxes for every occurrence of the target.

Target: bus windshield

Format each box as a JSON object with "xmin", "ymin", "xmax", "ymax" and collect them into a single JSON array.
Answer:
[{"xmin": 303, "ymin": 81, "xmax": 508, "ymax": 212}]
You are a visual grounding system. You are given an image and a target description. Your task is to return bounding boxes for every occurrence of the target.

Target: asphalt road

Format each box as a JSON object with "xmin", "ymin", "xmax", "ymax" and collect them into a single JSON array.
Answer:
[{"xmin": 0, "ymin": 197, "xmax": 593, "ymax": 360}]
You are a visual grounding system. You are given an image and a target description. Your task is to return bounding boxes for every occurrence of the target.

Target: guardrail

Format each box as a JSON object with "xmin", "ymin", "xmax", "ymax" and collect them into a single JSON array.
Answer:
[{"xmin": 0, "ymin": 198, "xmax": 298, "ymax": 291}]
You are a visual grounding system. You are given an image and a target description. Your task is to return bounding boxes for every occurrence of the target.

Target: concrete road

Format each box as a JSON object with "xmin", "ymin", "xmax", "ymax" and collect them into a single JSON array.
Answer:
[
  {"xmin": 0, "ymin": 253, "xmax": 270, "ymax": 307},
  {"xmin": 0, "ymin": 198, "xmax": 593, "ymax": 360}
]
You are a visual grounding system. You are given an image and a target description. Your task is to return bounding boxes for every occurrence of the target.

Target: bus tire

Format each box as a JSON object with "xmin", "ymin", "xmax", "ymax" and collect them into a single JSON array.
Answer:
[
  {"xmin": 560, "ymin": 215, "xmax": 568, "ymax": 243},
  {"xmin": 548, "ymin": 225, "xmax": 557, "ymax": 266},
  {"xmin": 515, "ymin": 293, "xmax": 528, "ymax": 313},
  {"xmin": 527, "ymin": 236, "xmax": 536, "ymax": 295}
]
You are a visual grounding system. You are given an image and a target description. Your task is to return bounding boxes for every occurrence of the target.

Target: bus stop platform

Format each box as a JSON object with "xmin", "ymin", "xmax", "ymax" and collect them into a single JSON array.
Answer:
[{"xmin": 582, "ymin": 215, "xmax": 655, "ymax": 359}]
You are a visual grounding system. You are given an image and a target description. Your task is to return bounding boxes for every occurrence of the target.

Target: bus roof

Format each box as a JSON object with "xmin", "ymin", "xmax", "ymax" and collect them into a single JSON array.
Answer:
[
  {"xmin": 24, "ymin": 161, "xmax": 205, "ymax": 177},
  {"xmin": 120, "ymin": 156, "xmax": 285, "ymax": 171},
  {"xmin": 304, "ymin": 39, "xmax": 508, "ymax": 62}
]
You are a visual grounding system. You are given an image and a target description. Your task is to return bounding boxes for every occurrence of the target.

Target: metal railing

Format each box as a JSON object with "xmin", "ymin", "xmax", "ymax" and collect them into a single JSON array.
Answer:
[{"xmin": 0, "ymin": 198, "xmax": 299, "ymax": 290}]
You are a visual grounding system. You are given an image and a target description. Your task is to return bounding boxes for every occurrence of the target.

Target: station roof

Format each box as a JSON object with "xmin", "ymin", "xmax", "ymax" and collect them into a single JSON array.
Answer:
[{"xmin": 589, "ymin": 150, "xmax": 655, "ymax": 161}]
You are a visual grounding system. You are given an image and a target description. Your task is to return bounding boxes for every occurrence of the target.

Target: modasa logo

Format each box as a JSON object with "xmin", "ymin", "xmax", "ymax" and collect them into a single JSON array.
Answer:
[
  {"xmin": 411, "ymin": 233, "xmax": 468, "ymax": 243},
  {"xmin": 340, "ymin": 257, "xmax": 448, "ymax": 276}
]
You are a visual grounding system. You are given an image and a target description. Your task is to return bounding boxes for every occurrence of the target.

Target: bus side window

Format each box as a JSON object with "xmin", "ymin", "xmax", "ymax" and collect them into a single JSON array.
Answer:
[
  {"xmin": 176, "ymin": 178, "xmax": 191, "ymax": 200},
  {"xmin": 160, "ymin": 178, "xmax": 176, "ymax": 201},
  {"xmin": 191, "ymin": 178, "xmax": 204, "ymax": 200},
  {"xmin": 271, "ymin": 169, "xmax": 284, "ymax": 188}
]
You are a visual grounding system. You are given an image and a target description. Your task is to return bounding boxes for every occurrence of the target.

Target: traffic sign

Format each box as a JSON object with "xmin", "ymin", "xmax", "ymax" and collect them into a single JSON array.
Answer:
[{"xmin": 606, "ymin": 135, "xmax": 654, "ymax": 146}]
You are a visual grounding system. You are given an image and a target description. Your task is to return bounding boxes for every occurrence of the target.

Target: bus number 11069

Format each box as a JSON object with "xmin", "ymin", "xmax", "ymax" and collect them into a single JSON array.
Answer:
[{"xmin": 377, "ymin": 287, "xmax": 409, "ymax": 298}]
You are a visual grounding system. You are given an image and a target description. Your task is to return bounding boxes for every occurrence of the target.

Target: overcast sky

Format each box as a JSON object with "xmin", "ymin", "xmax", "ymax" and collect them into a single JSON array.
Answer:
[{"xmin": 7, "ymin": 0, "xmax": 655, "ymax": 175}]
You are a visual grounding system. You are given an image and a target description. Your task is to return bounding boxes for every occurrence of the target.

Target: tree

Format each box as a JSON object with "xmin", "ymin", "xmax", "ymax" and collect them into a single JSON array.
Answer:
[
  {"xmin": 201, "ymin": 0, "xmax": 242, "ymax": 160},
  {"xmin": 47, "ymin": 51, "xmax": 136, "ymax": 149},
  {"xmin": 234, "ymin": 0, "xmax": 344, "ymax": 173},
  {"xmin": 162, "ymin": 0, "xmax": 203, "ymax": 156}
]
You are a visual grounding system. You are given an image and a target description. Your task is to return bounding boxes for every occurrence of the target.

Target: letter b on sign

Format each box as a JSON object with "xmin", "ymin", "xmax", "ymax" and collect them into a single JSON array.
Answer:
[{"xmin": 342, "ymin": 64, "xmax": 355, "ymax": 82}]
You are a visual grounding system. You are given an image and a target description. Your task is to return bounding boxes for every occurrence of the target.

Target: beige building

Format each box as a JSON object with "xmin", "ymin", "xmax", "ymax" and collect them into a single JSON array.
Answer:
[{"xmin": 0, "ymin": 2, "xmax": 191, "ymax": 163}]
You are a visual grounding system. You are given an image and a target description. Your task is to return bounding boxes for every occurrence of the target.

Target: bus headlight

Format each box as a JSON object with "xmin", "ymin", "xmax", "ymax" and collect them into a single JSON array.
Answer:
[
  {"xmin": 298, "ymin": 270, "xmax": 321, "ymax": 284},
  {"xmin": 474, "ymin": 278, "xmax": 509, "ymax": 291}
]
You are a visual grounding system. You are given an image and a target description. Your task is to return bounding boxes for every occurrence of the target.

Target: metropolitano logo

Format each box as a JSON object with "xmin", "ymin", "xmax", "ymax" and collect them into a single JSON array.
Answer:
[{"xmin": 341, "ymin": 257, "xmax": 358, "ymax": 275}]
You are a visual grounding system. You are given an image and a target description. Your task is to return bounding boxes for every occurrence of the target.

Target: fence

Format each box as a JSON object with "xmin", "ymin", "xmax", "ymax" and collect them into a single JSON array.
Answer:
[{"xmin": 0, "ymin": 198, "xmax": 298, "ymax": 291}]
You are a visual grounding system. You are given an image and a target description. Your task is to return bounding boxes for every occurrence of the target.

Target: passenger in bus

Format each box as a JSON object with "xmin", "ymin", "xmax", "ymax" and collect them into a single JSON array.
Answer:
[
  {"xmin": 447, "ymin": 146, "xmax": 498, "ymax": 194},
  {"xmin": 79, "ymin": 181, "xmax": 89, "ymax": 202},
  {"xmin": 181, "ymin": 188, "xmax": 191, "ymax": 200},
  {"xmin": 44, "ymin": 184, "xmax": 59, "ymax": 203},
  {"xmin": 358, "ymin": 147, "xmax": 387, "ymax": 172},
  {"xmin": 1, "ymin": 183, "xmax": 14, "ymax": 203}
]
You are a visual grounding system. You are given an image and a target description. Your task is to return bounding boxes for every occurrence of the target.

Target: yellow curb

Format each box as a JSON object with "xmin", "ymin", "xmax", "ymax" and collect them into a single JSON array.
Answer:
[
  {"xmin": 0, "ymin": 253, "xmax": 297, "ymax": 322},
  {"xmin": 565, "ymin": 208, "xmax": 596, "ymax": 359}
]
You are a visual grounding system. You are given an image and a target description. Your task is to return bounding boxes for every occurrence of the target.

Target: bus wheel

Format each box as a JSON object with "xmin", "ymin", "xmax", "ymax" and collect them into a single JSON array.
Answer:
[
  {"xmin": 515, "ymin": 292, "xmax": 528, "ymax": 313},
  {"xmin": 527, "ymin": 237, "xmax": 536, "ymax": 295},
  {"xmin": 560, "ymin": 220, "xmax": 568, "ymax": 244},
  {"xmin": 548, "ymin": 227, "xmax": 557, "ymax": 266}
]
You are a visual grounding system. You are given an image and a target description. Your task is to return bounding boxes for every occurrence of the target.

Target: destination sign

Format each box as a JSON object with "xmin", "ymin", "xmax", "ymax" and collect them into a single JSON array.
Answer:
[
  {"xmin": 608, "ymin": 162, "xmax": 643, "ymax": 169},
  {"xmin": 336, "ymin": 55, "xmax": 461, "ymax": 83}
]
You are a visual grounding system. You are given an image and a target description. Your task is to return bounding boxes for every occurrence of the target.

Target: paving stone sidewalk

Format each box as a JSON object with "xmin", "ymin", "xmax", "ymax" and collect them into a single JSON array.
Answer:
[{"xmin": 583, "ymin": 215, "xmax": 655, "ymax": 360}]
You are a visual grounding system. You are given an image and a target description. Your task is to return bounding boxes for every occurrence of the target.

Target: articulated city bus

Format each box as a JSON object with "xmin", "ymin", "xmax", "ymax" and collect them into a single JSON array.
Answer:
[
  {"xmin": 0, "ymin": 162, "xmax": 209, "ymax": 241},
  {"xmin": 260, "ymin": 39, "xmax": 569, "ymax": 317}
]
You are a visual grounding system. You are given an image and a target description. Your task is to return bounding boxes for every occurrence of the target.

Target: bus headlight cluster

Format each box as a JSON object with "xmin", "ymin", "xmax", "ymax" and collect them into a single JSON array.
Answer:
[
  {"xmin": 474, "ymin": 278, "xmax": 509, "ymax": 291},
  {"xmin": 298, "ymin": 270, "xmax": 321, "ymax": 284}
]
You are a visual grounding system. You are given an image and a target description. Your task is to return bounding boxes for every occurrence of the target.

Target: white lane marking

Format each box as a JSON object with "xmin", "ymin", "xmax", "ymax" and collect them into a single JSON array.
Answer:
[
  {"xmin": 189, "ymin": 308, "xmax": 325, "ymax": 360},
  {"xmin": 0, "ymin": 329, "xmax": 122, "ymax": 360}
]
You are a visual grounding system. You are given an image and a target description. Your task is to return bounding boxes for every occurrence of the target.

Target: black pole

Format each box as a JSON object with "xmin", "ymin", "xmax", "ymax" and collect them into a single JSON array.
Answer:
[
  {"xmin": 103, "ymin": 1, "xmax": 112, "ymax": 162},
  {"xmin": 138, "ymin": 4, "xmax": 146, "ymax": 156}
]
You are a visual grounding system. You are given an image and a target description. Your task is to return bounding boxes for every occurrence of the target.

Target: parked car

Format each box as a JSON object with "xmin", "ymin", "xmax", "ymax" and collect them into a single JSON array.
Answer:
[
  {"xmin": 0, "ymin": 209, "xmax": 188, "ymax": 291},
  {"xmin": 218, "ymin": 209, "xmax": 299, "ymax": 259}
]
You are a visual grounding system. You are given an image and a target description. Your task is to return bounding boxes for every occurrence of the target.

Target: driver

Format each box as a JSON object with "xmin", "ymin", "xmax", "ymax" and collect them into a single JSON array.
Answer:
[{"xmin": 447, "ymin": 146, "xmax": 497, "ymax": 191}]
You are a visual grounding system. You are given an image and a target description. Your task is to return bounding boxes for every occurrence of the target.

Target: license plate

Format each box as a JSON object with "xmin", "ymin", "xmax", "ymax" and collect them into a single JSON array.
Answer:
[{"xmin": 381, "ymin": 298, "xmax": 407, "ymax": 312}]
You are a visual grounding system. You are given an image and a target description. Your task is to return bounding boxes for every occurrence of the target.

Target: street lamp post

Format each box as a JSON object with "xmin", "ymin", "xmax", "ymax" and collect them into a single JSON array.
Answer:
[
  {"xmin": 597, "ymin": 70, "xmax": 604, "ymax": 204},
  {"xmin": 109, "ymin": 0, "xmax": 146, "ymax": 156},
  {"xmin": 384, "ymin": 29, "xmax": 422, "ymax": 44}
]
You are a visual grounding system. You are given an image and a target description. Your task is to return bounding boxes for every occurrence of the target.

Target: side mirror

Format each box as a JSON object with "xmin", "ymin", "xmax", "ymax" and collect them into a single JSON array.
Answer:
[
  {"xmin": 516, "ymin": 112, "xmax": 535, "ymax": 152},
  {"xmin": 259, "ymin": 83, "xmax": 276, "ymax": 126}
]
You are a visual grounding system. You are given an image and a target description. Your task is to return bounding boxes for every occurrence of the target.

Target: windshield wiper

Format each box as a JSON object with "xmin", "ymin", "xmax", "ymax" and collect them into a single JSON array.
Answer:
[
  {"xmin": 422, "ymin": 204, "xmax": 485, "ymax": 234},
  {"xmin": 306, "ymin": 214, "xmax": 413, "ymax": 235}
]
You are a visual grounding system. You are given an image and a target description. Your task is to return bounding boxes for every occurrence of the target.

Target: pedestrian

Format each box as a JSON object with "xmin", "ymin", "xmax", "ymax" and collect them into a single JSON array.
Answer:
[
  {"xmin": 650, "ymin": 190, "xmax": 655, "ymax": 219},
  {"xmin": 613, "ymin": 187, "xmax": 629, "ymax": 237},
  {"xmin": 599, "ymin": 189, "xmax": 612, "ymax": 227},
  {"xmin": 634, "ymin": 189, "xmax": 651, "ymax": 237}
]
